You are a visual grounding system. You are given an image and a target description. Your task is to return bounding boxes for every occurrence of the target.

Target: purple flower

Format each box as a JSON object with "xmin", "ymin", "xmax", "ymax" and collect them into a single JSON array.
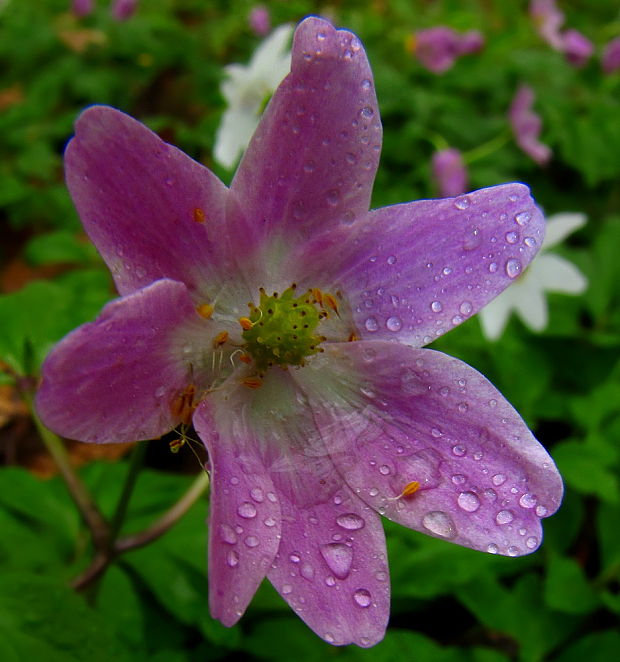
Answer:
[
  {"xmin": 561, "ymin": 29, "xmax": 593, "ymax": 67},
  {"xmin": 249, "ymin": 5, "xmax": 271, "ymax": 37},
  {"xmin": 529, "ymin": 0, "xmax": 565, "ymax": 50},
  {"xmin": 111, "ymin": 0, "xmax": 137, "ymax": 21},
  {"xmin": 71, "ymin": 0, "xmax": 94, "ymax": 17},
  {"xmin": 508, "ymin": 85, "xmax": 552, "ymax": 166},
  {"xmin": 602, "ymin": 37, "xmax": 620, "ymax": 74},
  {"xmin": 431, "ymin": 148, "xmax": 468, "ymax": 198},
  {"xmin": 37, "ymin": 17, "xmax": 562, "ymax": 647},
  {"xmin": 412, "ymin": 26, "xmax": 485, "ymax": 74}
]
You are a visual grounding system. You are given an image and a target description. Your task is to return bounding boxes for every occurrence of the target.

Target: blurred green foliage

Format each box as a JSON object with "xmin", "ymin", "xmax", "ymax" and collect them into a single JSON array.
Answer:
[{"xmin": 1, "ymin": 0, "xmax": 620, "ymax": 660}]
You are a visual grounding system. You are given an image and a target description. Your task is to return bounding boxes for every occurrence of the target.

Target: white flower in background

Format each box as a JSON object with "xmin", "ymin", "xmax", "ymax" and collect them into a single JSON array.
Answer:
[
  {"xmin": 214, "ymin": 24, "xmax": 294, "ymax": 169},
  {"xmin": 479, "ymin": 213, "xmax": 588, "ymax": 340}
]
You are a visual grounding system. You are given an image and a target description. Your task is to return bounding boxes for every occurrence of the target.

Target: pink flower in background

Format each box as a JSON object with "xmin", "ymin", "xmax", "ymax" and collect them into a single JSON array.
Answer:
[
  {"xmin": 249, "ymin": 5, "xmax": 271, "ymax": 36},
  {"xmin": 431, "ymin": 148, "xmax": 468, "ymax": 197},
  {"xmin": 111, "ymin": 0, "xmax": 137, "ymax": 21},
  {"xmin": 529, "ymin": 0, "xmax": 565, "ymax": 50},
  {"xmin": 562, "ymin": 29, "xmax": 593, "ymax": 67},
  {"xmin": 37, "ymin": 17, "xmax": 562, "ymax": 647},
  {"xmin": 509, "ymin": 85, "xmax": 552, "ymax": 165},
  {"xmin": 412, "ymin": 26, "xmax": 485, "ymax": 74},
  {"xmin": 71, "ymin": 0, "xmax": 93, "ymax": 17},
  {"xmin": 601, "ymin": 37, "xmax": 620, "ymax": 74}
]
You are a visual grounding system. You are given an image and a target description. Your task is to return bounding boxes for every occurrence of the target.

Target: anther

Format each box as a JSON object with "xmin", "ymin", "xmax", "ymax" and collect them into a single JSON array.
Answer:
[
  {"xmin": 193, "ymin": 207, "xmax": 206, "ymax": 223},
  {"xmin": 239, "ymin": 317, "xmax": 253, "ymax": 330},
  {"xmin": 213, "ymin": 331, "xmax": 229, "ymax": 348},
  {"xmin": 197, "ymin": 303, "xmax": 214, "ymax": 319},
  {"xmin": 241, "ymin": 376, "xmax": 263, "ymax": 389}
]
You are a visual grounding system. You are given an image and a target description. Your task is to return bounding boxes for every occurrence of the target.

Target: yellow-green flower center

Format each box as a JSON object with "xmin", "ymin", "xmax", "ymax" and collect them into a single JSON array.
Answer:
[{"xmin": 241, "ymin": 286, "xmax": 328, "ymax": 373}]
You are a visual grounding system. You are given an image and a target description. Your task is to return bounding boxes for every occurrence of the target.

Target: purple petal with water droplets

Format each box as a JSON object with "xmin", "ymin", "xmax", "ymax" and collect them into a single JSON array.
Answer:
[{"xmin": 299, "ymin": 341, "xmax": 563, "ymax": 558}]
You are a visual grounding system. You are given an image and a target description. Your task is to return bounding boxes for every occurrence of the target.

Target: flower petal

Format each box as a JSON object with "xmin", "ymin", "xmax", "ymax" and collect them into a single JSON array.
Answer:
[
  {"xmin": 193, "ymin": 399, "xmax": 282, "ymax": 627},
  {"xmin": 267, "ymin": 484, "xmax": 389, "ymax": 648},
  {"xmin": 530, "ymin": 252, "xmax": 588, "ymax": 294},
  {"xmin": 315, "ymin": 183, "xmax": 544, "ymax": 347},
  {"xmin": 65, "ymin": 106, "xmax": 232, "ymax": 299},
  {"xmin": 36, "ymin": 280, "xmax": 209, "ymax": 443},
  {"xmin": 230, "ymin": 17, "xmax": 381, "ymax": 256},
  {"xmin": 299, "ymin": 341, "xmax": 563, "ymax": 557},
  {"xmin": 478, "ymin": 285, "xmax": 522, "ymax": 340},
  {"xmin": 512, "ymin": 278, "xmax": 549, "ymax": 331},
  {"xmin": 542, "ymin": 212, "xmax": 586, "ymax": 248}
]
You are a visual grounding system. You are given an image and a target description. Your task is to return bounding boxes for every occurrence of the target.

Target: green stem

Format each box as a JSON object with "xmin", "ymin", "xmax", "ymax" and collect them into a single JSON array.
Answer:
[
  {"xmin": 109, "ymin": 441, "xmax": 147, "ymax": 543},
  {"xmin": 116, "ymin": 471, "xmax": 210, "ymax": 552},
  {"xmin": 26, "ymin": 396, "xmax": 110, "ymax": 550},
  {"xmin": 462, "ymin": 129, "xmax": 512, "ymax": 165}
]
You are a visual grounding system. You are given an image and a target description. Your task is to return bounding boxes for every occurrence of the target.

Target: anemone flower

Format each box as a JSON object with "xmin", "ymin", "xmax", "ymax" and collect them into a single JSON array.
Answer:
[
  {"xmin": 509, "ymin": 84, "xmax": 552, "ymax": 166},
  {"xmin": 37, "ymin": 17, "xmax": 563, "ymax": 648},
  {"xmin": 214, "ymin": 23, "xmax": 294, "ymax": 169},
  {"xmin": 602, "ymin": 36, "xmax": 620, "ymax": 74},
  {"xmin": 479, "ymin": 213, "xmax": 587, "ymax": 340},
  {"xmin": 431, "ymin": 148, "xmax": 468, "ymax": 197},
  {"xmin": 411, "ymin": 26, "xmax": 484, "ymax": 74}
]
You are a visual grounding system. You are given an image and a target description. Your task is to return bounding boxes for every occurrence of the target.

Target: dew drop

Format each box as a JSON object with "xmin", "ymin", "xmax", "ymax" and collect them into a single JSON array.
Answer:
[
  {"xmin": 452, "ymin": 444, "xmax": 466, "ymax": 457},
  {"xmin": 250, "ymin": 487, "xmax": 264, "ymax": 503},
  {"xmin": 515, "ymin": 211, "xmax": 531, "ymax": 226},
  {"xmin": 526, "ymin": 536, "xmax": 538, "ymax": 549},
  {"xmin": 496, "ymin": 509, "xmax": 514, "ymax": 525},
  {"xmin": 267, "ymin": 492, "xmax": 278, "ymax": 503},
  {"xmin": 488, "ymin": 262, "xmax": 498, "ymax": 273},
  {"xmin": 361, "ymin": 79, "xmax": 372, "ymax": 90},
  {"xmin": 353, "ymin": 588, "xmax": 372, "ymax": 608},
  {"xmin": 220, "ymin": 524, "xmax": 237, "ymax": 545},
  {"xmin": 244, "ymin": 535, "xmax": 259, "ymax": 548},
  {"xmin": 289, "ymin": 552, "xmax": 301, "ymax": 563},
  {"xmin": 325, "ymin": 189, "xmax": 340, "ymax": 206},
  {"xmin": 459, "ymin": 301, "xmax": 473, "ymax": 315},
  {"xmin": 451, "ymin": 474, "xmax": 466, "ymax": 485},
  {"xmin": 324, "ymin": 633, "xmax": 335, "ymax": 644},
  {"xmin": 325, "ymin": 575, "xmax": 336, "ymax": 586},
  {"xmin": 454, "ymin": 196, "xmax": 470, "ymax": 210},
  {"xmin": 505, "ymin": 231, "xmax": 519, "ymax": 244},
  {"xmin": 379, "ymin": 465, "xmax": 390, "ymax": 475},
  {"xmin": 524, "ymin": 236, "xmax": 537, "ymax": 247},
  {"xmin": 368, "ymin": 487, "xmax": 379, "ymax": 497},
  {"xmin": 422, "ymin": 511, "xmax": 456, "ymax": 539},
  {"xmin": 336, "ymin": 513, "xmax": 366, "ymax": 530},
  {"xmin": 387, "ymin": 255, "xmax": 397, "ymax": 265},
  {"xmin": 457, "ymin": 402, "xmax": 469, "ymax": 413},
  {"xmin": 463, "ymin": 228, "xmax": 482, "ymax": 250},
  {"xmin": 492, "ymin": 473, "xmax": 507, "ymax": 486},
  {"xmin": 320, "ymin": 543, "xmax": 353, "ymax": 579},
  {"xmin": 519, "ymin": 493, "xmax": 537, "ymax": 509},
  {"xmin": 507, "ymin": 546, "xmax": 520, "ymax": 557},
  {"xmin": 443, "ymin": 266, "xmax": 453, "ymax": 275},
  {"xmin": 263, "ymin": 517, "xmax": 276, "ymax": 527},
  {"xmin": 360, "ymin": 106, "xmax": 374, "ymax": 118},
  {"xmin": 535, "ymin": 505, "xmax": 548, "ymax": 517},
  {"xmin": 375, "ymin": 570, "xmax": 388, "ymax": 582},
  {"xmin": 303, "ymin": 161, "xmax": 315, "ymax": 173},
  {"xmin": 226, "ymin": 549, "xmax": 239, "ymax": 567},
  {"xmin": 333, "ymin": 495, "xmax": 343, "ymax": 505},
  {"xmin": 505, "ymin": 258, "xmax": 522, "ymax": 279},
  {"xmin": 237, "ymin": 502, "xmax": 257, "ymax": 519},
  {"xmin": 386, "ymin": 316, "xmax": 402, "ymax": 331},
  {"xmin": 487, "ymin": 543, "xmax": 499, "ymax": 554},
  {"xmin": 458, "ymin": 491, "xmax": 481, "ymax": 512},
  {"xmin": 282, "ymin": 583, "xmax": 292, "ymax": 594},
  {"xmin": 365, "ymin": 317, "xmax": 379, "ymax": 332},
  {"xmin": 431, "ymin": 300, "xmax": 443, "ymax": 313},
  {"xmin": 301, "ymin": 562, "xmax": 315, "ymax": 580}
]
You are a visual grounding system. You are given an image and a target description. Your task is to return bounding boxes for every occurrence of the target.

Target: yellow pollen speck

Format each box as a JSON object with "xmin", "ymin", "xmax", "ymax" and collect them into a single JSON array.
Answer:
[
  {"xmin": 193, "ymin": 207, "xmax": 206, "ymax": 223},
  {"xmin": 213, "ymin": 331, "xmax": 229, "ymax": 348},
  {"xmin": 197, "ymin": 303, "xmax": 214, "ymax": 319},
  {"xmin": 401, "ymin": 481, "xmax": 420, "ymax": 497}
]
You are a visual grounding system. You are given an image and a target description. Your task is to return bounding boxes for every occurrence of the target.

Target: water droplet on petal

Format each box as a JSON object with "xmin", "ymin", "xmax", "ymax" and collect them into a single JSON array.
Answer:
[
  {"xmin": 289, "ymin": 552, "xmax": 301, "ymax": 563},
  {"xmin": 301, "ymin": 562, "xmax": 315, "ymax": 580},
  {"xmin": 325, "ymin": 575, "xmax": 336, "ymax": 586},
  {"xmin": 524, "ymin": 236, "xmax": 536, "ymax": 247},
  {"xmin": 535, "ymin": 505, "xmax": 548, "ymax": 517},
  {"xmin": 452, "ymin": 444, "xmax": 466, "ymax": 457},
  {"xmin": 505, "ymin": 231, "xmax": 519, "ymax": 244},
  {"xmin": 365, "ymin": 317, "xmax": 379, "ymax": 332},
  {"xmin": 463, "ymin": 228, "xmax": 482, "ymax": 250},
  {"xmin": 505, "ymin": 258, "xmax": 522, "ymax": 278},
  {"xmin": 454, "ymin": 196, "xmax": 470, "ymax": 210},
  {"xmin": 496, "ymin": 509, "xmax": 514, "ymax": 525},
  {"xmin": 360, "ymin": 106, "xmax": 374, "ymax": 118},
  {"xmin": 489, "ymin": 262, "xmax": 498, "ymax": 273},
  {"xmin": 379, "ymin": 465, "xmax": 391, "ymax": 475},
  {"xmin": 515, "ymin": 211, "xmax": 531, "ymax": 226},
  {"xmin": 458, "ymin": 491, "xmax": 481, "ymax": 512},
  {"xmin": 282, "ymin": 583, "xmax": 292, "ymax": 594},
  {"xmin": 267, "ymin": 492, "xmax": 278, "ymax": 503},
  {"xmin": 361, "ymin": 79, "xmax": 372, "ymax": 90},
  {"xmin": 492, "ymin": 473, "xmax": 506, "ymax": 486},
  {"xmin": 244, "ymin": 535, "xmax": 259, "ymax": 548},
  {"xmin": 526, "ymin": 536, "xmax": 538, "ymax": 549},
  {"xmin": 263, "ymin": 517, "xmax": 276, "ymax": 527},
  {"xmin": 519, "ymin": 493, "xmax": 537, "ymax": 509},
  {"xmin": 226, "ymin": 549, "xmax": 239, "ymax": 567},
  {"xmin": 507, "ymin": 546, "xmax": 520, "ymax": 556},
  {"xmin": 452, "ymin": 474, "xmax": 466, "ymax": 485},
  {"xmin": 320, "ymin": 543, "xmax": 353, "ymax": 579},
  {"xmin": 431, "ymin": 300, "xmax": 443, "ymax": 313},
  {"xmin": 459, "ymin": 301, "xmax": 473, "ymax": 315},
  {"xmin": 220, "ymin": 524, "xmax": 237, "ymax": 545},
  {"xmin": 386, "ymin": 316, "xmax": 402, "ymax": 331},
  {"xmin": 368, "ymin": 487, "xmax": 379, "ymax": 497},
  {"xmin": 325, "ymin": 189, "xmax": 340, "ymax": 206},
  {"xmin": 237, "ymin": 502, "xmax": 257, "ymax": 519},
  {"xmin": 336, "ymin": 513, "xmax": 366, "ymax": 530},
  {"xmin": 353, "ymin": 588, "xmax": 372, "ymax": 608},
  {"xmin": 422, "ymin": 511, "xmax": 456, "ymax": 539},
  {"xmin": 487, "ymin": 543, "xmax": 499, "ymax": 554},
  {"xmin": 250, "ymin": 487, "xmax": 264, "ymax": 502}
]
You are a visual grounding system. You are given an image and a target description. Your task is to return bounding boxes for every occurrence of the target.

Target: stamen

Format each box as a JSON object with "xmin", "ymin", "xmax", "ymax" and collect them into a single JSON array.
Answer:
[
  {"xmin": 170, "ymin": 384, "xmax": 196, "ymax": 426},
  {"xmin": 323, "ymin": 292, "xmax": 340, "ymax": 316},
  {"xmin": 387, "ymin": 480, "xmax": 421, "ymax": 501},
  {"xmin": 197, "ymin": 303, "xmax": 214, "ymax": 319},
  {"xmin": 213, "ymin": 331, "xmax": 229, "ymax": 348},
  {"xmin": 193, "ymin": 207, "xmax": 206, "ymax": 223},
  {"xmin": 239, "ymin": 316, "xmax": 253, "ymax": 330},
  {"xmin": 241, "ymin": 376, "xmax": 263, "ymax": 389}
]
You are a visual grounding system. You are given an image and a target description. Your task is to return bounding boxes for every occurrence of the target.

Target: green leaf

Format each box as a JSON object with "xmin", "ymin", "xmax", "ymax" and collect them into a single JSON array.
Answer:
[
  {"xmin": 544, "ymin": 555, "xmax": 599, "ymax": 614},
  {"xmin": 24, "ymin": 230, "xmax": 99, "ymax": 267},
  {"xmin": 553, "ymin": 631, "xmax": 620, "ymax": 662}
]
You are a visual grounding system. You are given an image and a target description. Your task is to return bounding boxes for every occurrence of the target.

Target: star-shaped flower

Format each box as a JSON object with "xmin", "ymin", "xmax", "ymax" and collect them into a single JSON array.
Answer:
[
  {"xmin": 214, "ymin": 23, "xmax": 294, "ymax": 169},
  {"xmin": 37, "ymin": 17, "xmax": 563, "ymax": 647},
  {"xmin": 479, "ymin": 213, "xmax": 588, "ymax": 340}
]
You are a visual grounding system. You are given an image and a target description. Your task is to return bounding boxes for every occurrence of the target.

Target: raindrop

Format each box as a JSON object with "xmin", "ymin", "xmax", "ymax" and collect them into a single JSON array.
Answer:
[
  {"xmin": 484, "ymin": 488, "xmax": 497, "ymax": 501},
  {"xmin": 431, "ymin": 427, "xmax": 442, "ymax": 438},
  {"xmin": 320, "ymin": 543, "xmax": 353, "ymax": 579},
  {"xmin": 458, "ymin": 491, "xmax": 481, "ymax": 512},
  {"xmin": 237, "ymin": 502, "xmax": 257, "ymax": 519},
  {"xmin": 263, "ymin": 517, "xmax": 276, "ymax": 527},
  {"xmin": 379, "ymin": 465, "xmax": 390, "ymax": 475},
  {"xmin": 505, "ymin": 258, "xmax": 522, "ymax": 279},
  {"xmin": 387, "ymin": 255, "xmax": 397, "ymax": 265},
  {"xmin": 515, "ymin": 211, "xmax": 531, "ymax": 226},
  {"xmin": 505, "ymin": 231, "xmax": 519, "ymax": 244},
  {"xmin": 375, "ymin": 571, "xmax": 388, "ymax": 582},
  {"xmin": 282, "ymin": 583, "xmax": 292, "ymax": 594},
  {"xmin": 488, "ymin": 262, "xmax": 498, "ymax": 273},
  {"xmin": 507, "ymin": 546, "xmax": 520, "ymax": 557},
  {"xmin": 473, "ymin": 451, "xmax": 483, "ymax": 461},
  {"xmin": 463, "ymin": 228, "xmax": 482, "ymax": 250},
  {"xmin": 226, "ymin": 550, "xmax": 239, "ymax": 567},
  {"xmin": 324, "ymin": 633, "xmax": 335, "ymax": 644},
  {"xmin": 289, "ymin": 552, "xmax": 301, "ymax": 563},
  {"xmin": 443, "ymin": 266, "xmax": 453, "ymax": 275},
  {"xmin": 368, "ymin": 487, "xmax": 379, "ymax": 497},
  {"xmin": 524, "ymin": 236, "xmax": 537, "ymax": 247},
  {"xmin": 454, "ymin": 196, "xmax": 470, "ymax": 210},
  {"xmin": 526, "ymin": 536, "xmax": 538, "ymax": 549},
  {"xmin": 267, "ymin": 492, "xmax": 278, "ymax": 503},
  {"xmin": 345, "ymin": 152, "xmax": 357, "ymax": 165},
  {"xmin": 250, "ymin": 487, "xmax": 264, "ymax": 502},
  {"xmin": 519, "ymin": 493, "xmax": 537, "ymax": 509},
  {"xmin": 353, "ymin": 589, "xmax": 372, "ymax": 608},
  {"xmin": 336, "ymin": 513, "xmax": 366, "ymax": 530},
  {"xmin": 301, "ymin": 563, "xmax": 315, "ymax": 580},
  {"xmin": 244, "ymin": 535, "xmax": 259, "ymax": 548},
  {"xmin": 496, "ymin": 510, "xmax": 514, "ymax": 525},
  {"xmin": 386, "ymin": 316, "xmax": 402, "ymax": 331},
  {"xmin": 439, "ymin": 386, "xmax": 450, "ymax": 397},
  {"xmin": 361, "ymin": 79, "xmax": 372, "ymax": 90},
  {"xmin": 452, "ymin": 444, "xmax": 466, "ymax": 457},
  {"xmin": 535, "ymin": 505, "xmax": 548, "ymax": 517},
  {"xmin": 220, "ymin": 524, "xmax": 237, "ymax": 545},
  {"xmin": 303, "ymin": 161, "xmax": 315, "ymax": 173},
  {"xmin": 422, "ymin": 511, "xmax": 456, "ymax": 539},
  {"xmin": 459, "ymin": 301, "xmax": 473, "ymax": 315},
  {"xmin": 365, "ymin": 317, "xmax": 379, "ymax": 332},
  {"xmin": 325, "ymin": 576, "xmax": 336, "ymax": 586},
  {"xmin": 458, "ymin": 402, "xmax": 469, "ymax": 413},
  {"xmin": 333, "ymin": 495, "xmax": 343, "ymax": 505},
  {"xmin": 431, "ymin": 300, "xmax": 443, "ymax": 313},
  {"xmin": 451, "ymin": 474, "xmax": 466, "ymax": 485},
  {"xmin": 492, "ymin": 473, "xmax": 506, "ymax": 486},
  {"xmin": 487, "ymin": 543, "xmax": 499, "ymax": 554}
]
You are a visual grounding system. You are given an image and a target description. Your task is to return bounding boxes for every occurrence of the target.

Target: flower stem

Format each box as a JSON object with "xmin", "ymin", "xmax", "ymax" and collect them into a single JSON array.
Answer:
[
  {"xmin": 109, "ymin": 441, "xmax": 147, "ymax": 543},
  {"xmin": 116, "ymin": 471, "xmax": 210, "ymax": 552},
  {"xmin": 26, "ymin": 396, "xmax": 110, "ymax": 550},
  {"xmin": 462, "ymin": 129, "xmax": 512, "ymax": 165}
]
